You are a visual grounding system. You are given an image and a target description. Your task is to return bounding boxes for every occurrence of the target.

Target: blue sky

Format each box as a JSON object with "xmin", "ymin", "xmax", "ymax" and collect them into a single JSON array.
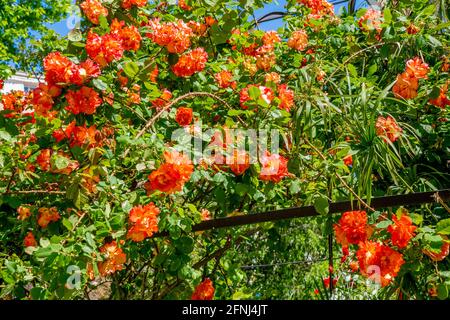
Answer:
[{"xmin": 49, "ymin": 0, "xmax": 365, "ymax": 35}]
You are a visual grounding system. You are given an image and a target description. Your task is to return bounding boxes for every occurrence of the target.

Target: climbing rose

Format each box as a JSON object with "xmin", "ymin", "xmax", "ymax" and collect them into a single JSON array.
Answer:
[
  {"xmin": 175, "ymin": 107, "xmax": 193, "ymax": 126},
  {"xmin": 65, "ymin": 86, "xmax": 102, "ymax": 115},
  {"xmin": 178, "ymin": 0, "xmax": 192, "ymax": 10},
  {"xmin": 259, "ymin": 151, "xmax": 290, "ymax": 183},
  {"xmin": 37, "ymin": 207, "xmax": 60, "ymax": 228},
  {"xmin": 36, "ymin": 149, "xmax": 51, "ymax": 171},
  {"xmin": 387, "ymin": 214, "xmax": 417, "ymax": 249},
  {"xmin": 80, "ymin": 0, "xmax": 108, "ymax": 25},
  {"xmin": 17, "ymin": 206, "xmax": 32, "ymax": 221},
  {"xmin": 146, "ymin": 18, "xmax": 193, "ymax": 54},
  {"xmin": 110, "ymin": 19, "xmax": 142, "ymax": 51},
  {"xmin": 297, "ymin": 0, "xmax": 334, "ymax": 16},
  {"xmin": 344, "ymin": 155, "xmax": 353, "ymax": 167},
  {"xmin": 127, "ymin": 203, "xmax": 160, "ymax": 242},
  {"xmin": 375, "ymin": 116, "xmax": 402, "ymax": 143},
  {"xmin": 429, "ymin": 84, "xmax": 450, "ymax": 109},
  {"xmin": 265, "ymin": 72, "xmax": 281, "ymax": 84},
  {"xmin": 192, "ymin": 278, "xmax": 215, "ymax": 300},
  {"xmin": 172, "ymin": 48, "xmax": 208, "ymax": 77},
  {"xmin": 262, "ymin": 31, "xmax": 281, "ymax": 46},
  {"xmin": 356, "ymin": 241, "xmax": 405, "ymax": 287},
  {"xmin": 98, "ymin": 241, "xmax": 127, "ymax": 276},
  {"xmin": 287, "ymin": 30, "xmax": 308, "ymax": 51},
  {"xmin": 86, "ymin": 30, "xmax": 124, "ymax": 67},
  {"xmin": 146, "ymin": 150, "xmax": 194, "ymax": 194},
  {"xmin": 358, "ymin": 9, "xmax": 383, "ymax": 35},
  {"xmin": 215, "ymin": 70, "xmax": 237, "ymax": 89},
  {"xmin": 405, "ymin": 57, "xmax": 430, "ymax": 79},
  {"xmin": 228, "ymin": 149, "xmax": 251, "ymax": 176},
  {"xmin": 24, "ymin": 232, "xmax": 38, "ymax": 247},
  {"xmin": 277, "ymin": 84, "xmax": 295, "ymax": 112},
  {"xmin": 151, "ymin": 89, "xmax": 172, "ymax": 108},
  {"xmin": 392, "ymin": 72, "xmax": 419, "ymax": 100},
  {"xmin": 334, "ymin": 211, "xmax": 370, "ymax": 246},
  {"xmin": 121, "ymin": 0, "xmax": 147, "ymax": 9}
]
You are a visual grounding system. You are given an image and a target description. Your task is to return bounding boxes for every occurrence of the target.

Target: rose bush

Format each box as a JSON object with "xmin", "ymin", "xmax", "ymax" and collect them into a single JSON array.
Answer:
[{"xmin": 0, "ymin": 0, "xmax": 449, "ymax": 300}]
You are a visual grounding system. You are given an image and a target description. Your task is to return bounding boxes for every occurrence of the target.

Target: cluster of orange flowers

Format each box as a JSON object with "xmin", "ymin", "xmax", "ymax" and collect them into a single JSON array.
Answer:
[
  {"xmin": 429, "ymin": 83, "xmax": 450, "ymax": 109},
  {"xmin": 393, "ymin": 57, "xmax": 429, "ymax": 100},
  {"xmin": 127, "ymin": 203, "xmax": 160, "ymax": 242},
  {"xmin": 43, "ymin": 52, "xmax": 101, "ymax": 87},
  {"xmin": 146, "ymin": 18, "xmax": 193, "ymax": 54},
  {"xmin": 297, "ymin": 0, "xmax": 334, "ymax": 18},
  {"xmin": 172, "ymin": 47, "xmax": 208, "ymax": 77},
  {"xmin": 259, "ymin": 151, "xmax": 291, "ymax": 183},
  {"xmin": 1, "ymin": 90, "xmax": 35, "ymax": 122},
  {"xmin": 97, "ymin": 241, "xmax": 127, "ymax": 276},
  {"xmin": 358, "ymin": 8, "xmax": 383, "ymax": 39},
  {"xmin": 356, "ymin": 240, "xmax": 405, "ymax": 287},
  {"xmin": 423, "ymin": 240, "xmax": 450, "ymax": 262},
  {"xmin": 146, "ymin": 150, "xmax": 194, "ymax": 194},
  {"xmin": 80, "ymin": 0, "xmax": 108, "ymax": 25},
  {"xmin": 37, "ymin": 207, "xmax": 61, "ymax": 228},
  {"xmin": 191, "ymin": 278, "xmax": 215, "ymax": 300},
  {"xmin": 86, "ymin": 18, "xmax": 140, "ymax": 68},
  {"xmin": 215, "ymin": 70, "xmax": 237, "ymax": 89},
  {"xmin": 65, "ymin": 86, "xmax": 103, "ymax": 115},
  {"xmin": 175, "ymin": 107, "xmax": 193, "ymax": 126},
  {"xmin": 24, "ymin": 232, "xmax": 38, "ymax": 247},
  {"xmin": 287, "ymin": 30, "xmax": 309, "ymax": 51},
  {"xmin": 52, "ymin": 121, "xmax": 111, "ymax": 149},
  {"xmin": 277, "ymin": 84, "xmax": 295, "ymax": 112},
  {"xmin": 32, "ymin": 83, "xmax": 61, "ymax": 117},
  {"xmin": 375, "ymin": 115, "xmax": 402, "ymax": 143},
  {"xmin": 17, "ymin": 206, "xmax": 32, "ymax": 221},
  {"xmin": 121, "ymin": 0, "xmax": 147, "ymax": 10},
  {"xmin": 333, "ymin": 210, "xmax": 422, "ymax": 287},
  {"xmin": 387, "ymin": 214, "xmax": 417, "ymax": 249},
  {"xmin": 178, "ymin": 0, "xmax": 192, "ymax": 11}
]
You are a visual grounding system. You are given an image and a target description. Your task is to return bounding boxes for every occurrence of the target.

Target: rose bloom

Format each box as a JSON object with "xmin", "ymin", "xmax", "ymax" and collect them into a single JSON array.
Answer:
[
  {"xmin": 405, "ymin": 57, "xmax": 430, "ymax": 79},
  {"xmin": 265, "ymin": 72, "xmax": 281, "ymax": 84},
  {"xmin": 277, "ymin": 84, "xmax": 295, "ymax": 112},
  {"xmin": 256, "ymin": 52, "xmax": 276, "ymax": 72},
  {"xmin": 65, "ymin": 86, "xmax": 102, "ymax": 115},
  {"xmin": 356, "ymin": 241, "xmax": 405, "ymax": 287},
  {"xmin": 259, "ymin": 151, "xmax": 290, "ymax": 183},
  {"xmin": 178, "ymin": 0, "xmax": 192, "ymax": 10},
  {"xmin": 287, "ymin": 30, "xmax": 308, "ymax": 51},
  {"xmin": 343, "ymin": 154, "xmax": 353, "ymax": 167},
  {"xmin": 127, "ymin": 203, "xmax": 160, "ymax": 242},
  {"xmin": 358, "ymin": 8, "xmax": 383, "ymax": 34},
  {"xmin": 392, "ymin": 72, "xmax": 418, "ymax": 100},
  {"xmin": 214, "ymin": 70, "xmax": 237, "ymax": 89},
  {"xmin": 24, "ymin": 232, "xmax": 38, "ymax": 247},
  {"xmin": 146, "ymin": 18, "xmax": 193, "ymax": 54},
  {"xmin": 297, "ymin": 0, "xmax": 334, "ymax": 16},
  {"xmin": 228, "ymin": 149, "xmax": 250, "ymax": 176},
  {"xmin": 262, "ymin": 30, "xmax": 281, "ymax": 46},
  {"xmin": 98, "ymin": 241, "xmax": 127, "ymax": 276},
  {"xmin": 36, "ymin": 148, "xmax": 52, "ymax": 171},
  {"xmin": 175, "ymin": 107, "xmax": 193, "ymax": 126},
  {"xmin": 375, "ymin": 116, "xmax": 402, "ymax": 143},
  {"xmin": 110, "ymin": 19, "xmax": 142, "ymax": 51},
  {"xmin": 80, "ymin": 0, "xmax": 108, "ymax": 25},
  {"xmin": 121, "ymin": 0, "xmax": 147, "ymax": 9},
  {"xmin": 429, "ymin": 84, "xmax": 450, "ymax": 109},
  {"xmin": 387, "ymin": 214, "xmax": 417, "ymax": 249},
  {"xmin": 172, "ymin": 48, "xmax": 208, "ymax": 77},
  {"xmin": 333, "ymin": 210, "xmax": 370, "ymax": 246},
  {"xmin": 151, "ymin": 89, "xmax": 172, "ymax": 109},
  {"xmin": 192, "ymin": 278, "xmax": 215, "ymax": 300},
  {"xmin": 37, "ymin": 207, "xmax": 60, "ymax": 228},
  {"xmin": 17, "ymin": 206, "xmax": 32, "ymax": 221},
  {"xmin": 86, "ymin": 30, "xmax": 124, "ymax": 67}
]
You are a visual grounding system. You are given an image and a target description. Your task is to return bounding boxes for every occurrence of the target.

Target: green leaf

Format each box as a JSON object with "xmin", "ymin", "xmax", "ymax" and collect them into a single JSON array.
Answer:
[
  {"xmin": 347, "ymin": 64, "xmax": 358, "ymax": 77},
  {"xmin": 92, "ymin": 78, "xmax": 108, "ymax": 91},
  {"xmin": 0, "ymin": 130, "xmax": 12, "ymax": 142},
  {"xmin": 383, "ymin": 8, "xmax": 392, "ymax": 24},
  {"xmin": 175, "ymin": 236, "xmax": 194, "ymax": 254},
  {"xmin": 437, "ymin": 284, "xmax": 448, "ymax": 300},
  {"xmin": 376, "ymin": 220, "xmax": 392, "ymax": 229},
  {"xmin": 67, "ymin": 29, "xmax": 82, "ymax": 42},
  {"xmin": 314, "ymin": 195, "xmax": 329, "ymax": 215},
  {"xmin": 427, "ymin": 35, "xmax": 442, "ymax": 47},
  {"xmin": 436, "ymin": 219, "xmax": 450, "ymax": 235},
  {"xmin": 123, "ymin": 61, "xmax": 139, "ymax": 78}
]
